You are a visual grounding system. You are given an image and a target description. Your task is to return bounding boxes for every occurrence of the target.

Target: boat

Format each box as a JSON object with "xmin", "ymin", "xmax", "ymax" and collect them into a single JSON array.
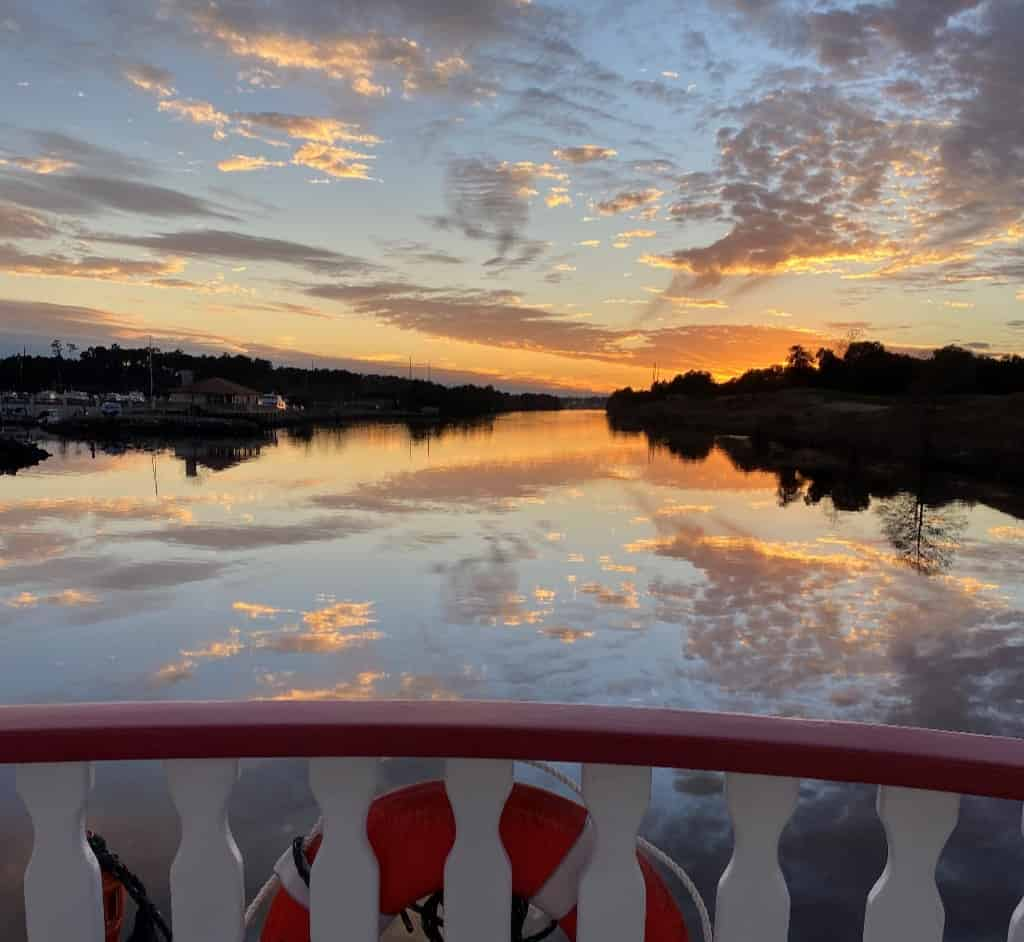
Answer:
[
  {"xmin": 31, "ymin": 390, "xmax": 93, "ymax": 423},
  {"xmin": 3, "ymin": 699, "xmax": 1023, "ymax": 942}
]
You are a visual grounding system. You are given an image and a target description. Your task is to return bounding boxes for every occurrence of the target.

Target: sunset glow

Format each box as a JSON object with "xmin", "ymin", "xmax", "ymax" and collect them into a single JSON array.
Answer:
[{"xmin": 1, "ymin": 1, "xmax": 1022, "ymax": 391}]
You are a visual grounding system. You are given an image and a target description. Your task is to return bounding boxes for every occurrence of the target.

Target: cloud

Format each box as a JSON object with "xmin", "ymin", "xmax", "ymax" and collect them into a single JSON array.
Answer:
[
  {"xmin": 181, "ymin": 1, "xmax": 504, "ymax": 100},
  {"xmin": 4, "ymin": 588, "xmax": 99, "ymax": 609},
  {"xmin": 233, "ymin": 112, "xmax": 381, "ymax": 146},
  {"xmin": 158, "ymin": 98, "xmax": 230, "ymax": 137},
  {"xmin": 614, "ymin": 229, "xmax": 656, "ymax": 248},
  {"xmin": 264, "ymin": 671, "xmax": 386, "ymax": 701},
  {"xmin": 0, "ymin": 204, "xmax": 56, "ymax": 239},
  {"xmin": 94, "ymin": 228, "xmax": 377, "ymax": 275},
  {"xmin": 552, "ymin": 145, "xmax": 618, "ymax": 163},
  {"xmin": 0, "ymin": 155, "xmax": 75, "ymax": 174},
  {"xmin": 217, "ymin": 154, "xmax": 286, "ymax": 173},
  {"xmin": 428, "ymin": 157, "xmax": 566, "ymax": 259},
  {"xmin": 629, "ymin": 79, "xmax": 694, "ymax": 109},
  {"xmin": 378, "ymin": 239, "xmax": 464, "ymax": 266},
  {"xmin": 232, "ymin": 601, "xmax": 284, "ymax": 619},
  {"xmin": 253, "ymin": 600, "xmax": 380, "ymax": 653},
  {"xmin": 123, "ymin": 62, "xmax": 176, "ymax": 97},
  {"xmin": 0, "ymin": 242, "xmax": 186, "ymax": 283},
  {"xmin": 305, "ymin": 277, "xmax": 828, "ymax": 374},
  {"xmin": 501, "ymin": 86, "xmax": 650, "ymax": 137},
  {"xmin": 667, "ymin": 199, "xmax": 723, "ymax": 222},
  {"xmin": 133, "ymin": 516, "xmax": 377, "ymax": 550},
  {"xmin": 0, "ymin": 172, "xmax": 235, "ymax": 220},
  {"xmin": 290, "ymin": 141, "xmax": 374, "ymax": 180},
  {"xmin": 595, "ymin": 188, "xmax": 662, "ymax": 216},
  {"xmin": 545, "ymin": 186, "xmax": 571, "ymax": 208},
  {"xmin": 0, "ymin": 296, "xmax": 261, "ymax": 356},
  {"xmin": 649, "ymin": 289, "xmax": 728, "ymax": 310},
  {"xmin": 21, "ymin": 131, "xmax": 150, "ymax": 178},
  {"xmin": 642, "ymin": 184, "xmax": 892, "ymax": 287}
]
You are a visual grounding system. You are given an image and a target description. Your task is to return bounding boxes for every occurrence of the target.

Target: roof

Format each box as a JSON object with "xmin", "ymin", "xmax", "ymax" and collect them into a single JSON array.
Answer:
[{"xmin": 176, "ymin": 378, "xmax": 260, "ymax": 397}]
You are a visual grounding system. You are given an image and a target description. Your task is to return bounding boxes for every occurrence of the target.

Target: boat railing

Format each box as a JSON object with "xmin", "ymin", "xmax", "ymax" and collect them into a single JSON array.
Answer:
[{"xmin": 3, "ymin": 699, "xmax": 1024, "ymax": 942}]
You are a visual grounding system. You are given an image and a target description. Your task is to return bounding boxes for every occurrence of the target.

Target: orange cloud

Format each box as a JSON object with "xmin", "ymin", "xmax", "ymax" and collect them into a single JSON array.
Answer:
[
  {"xmin": 158, "ymin": 98, "xmax": 230, "ymax": 138},
  {"xmin": 232, "ymin": 601, "xmax": 284, "ymax": 619},
  {"xmin": 123, "ymin": 63, "xmax": 175, "ymax": 97},
  {"xmin": 545, "ymin": 187, "xmax": 571, "ymax": 208},
  {"xmin": 596, "ymin": 189, "xmax": 662, "ymax": 215},
  {"xmin": 217, "ymin": 154, "xmax": 286, "ymax": 172},
  {"xmin": 267, "ymin": 671, "xmax": 386, "ymax": 701},
  {"xmin": 553, "ymin": 145, "xmax": 618, "ymax": 163},
  {"xmin": 234, "ymin": 113, "xmax": 381, "ymax": 146},
  {"xmin": 0, "ymin": 155, "xmax": 75, "ymax": 174},
  {"xmin": 188, "ymin": 8, "xmax": 457, "ymax": 99},
  {"xmin": 4, "ymin": 589, "xmax": 99, "ymax": 608},
  {"xmin": 290, "ymin": 142, "xmax": 374, "ymax": 179},
  {"xmin": 302, "ymin": 600, "xmax": 375, "ymax": 631}
]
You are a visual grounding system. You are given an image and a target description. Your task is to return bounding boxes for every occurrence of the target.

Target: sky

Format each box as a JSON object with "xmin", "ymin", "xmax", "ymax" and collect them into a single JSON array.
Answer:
[{"xmin": 0, "ymin": 0, "xmax": 1022, "ymax": 393}]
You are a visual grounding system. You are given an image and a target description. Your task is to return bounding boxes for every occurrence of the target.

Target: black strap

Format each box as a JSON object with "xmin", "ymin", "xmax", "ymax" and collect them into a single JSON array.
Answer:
[
  {"xmin": 292, "ymin": 835, "xmax": 312, "ymax": 887},
  {"xmin": 88, "ymin": 832, "xmax": 172, "ymax": 942},
  {"xmin": 401, "ymin": 889, "xmax": 558, "ymax": 942}
]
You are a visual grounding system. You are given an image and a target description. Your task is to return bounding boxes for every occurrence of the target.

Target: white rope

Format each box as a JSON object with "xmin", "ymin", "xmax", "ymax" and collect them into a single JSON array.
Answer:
[
  {"xmin": 523, "ymin": 760, "xmax": 714, "ymax": 942},
  {"xmin": 244, "ymin": 816, "xmax": 324, "ymax": 928},
  {"xmin": 245, "ymin": 764, "xmax": 714, "ymax": 942}
]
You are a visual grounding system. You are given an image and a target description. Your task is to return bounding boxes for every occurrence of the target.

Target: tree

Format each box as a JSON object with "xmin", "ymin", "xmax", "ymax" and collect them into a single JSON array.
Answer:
[
  {"xmin": 876, "ymin": 492, "xmax": 967, "ymax": 575},
  {"xmin": 786, "ymin": 345, "xmax": 814, "ymax": 372},
  {"xmin": 785, "ymin": 345, "xmax": 815, "ymax": 384},
  {"xmin": 834, "ymin": 326, "xmax": 865, "ymax": 359}
]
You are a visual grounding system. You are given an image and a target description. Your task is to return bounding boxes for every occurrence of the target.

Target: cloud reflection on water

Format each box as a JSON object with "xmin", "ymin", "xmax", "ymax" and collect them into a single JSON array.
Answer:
[{"xmin": 2, "ymin": 413, "xmax": 1024, "ymax": 942}]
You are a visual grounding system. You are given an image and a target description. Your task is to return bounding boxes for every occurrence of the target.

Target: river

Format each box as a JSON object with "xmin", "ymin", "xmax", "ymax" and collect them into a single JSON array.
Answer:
[{"xmin": 2, "ymin": 410, "xmax": 1024, "ymax": 939}]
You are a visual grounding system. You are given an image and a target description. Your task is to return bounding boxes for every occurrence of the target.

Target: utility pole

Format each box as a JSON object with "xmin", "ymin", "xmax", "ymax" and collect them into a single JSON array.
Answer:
[
  {"xmin": 408, "ymin": 356, "xmax": 413, "ymax": 381},
  {"xmin": 148, "ymin": 336, "xmax": 154, "ymax": 407}
]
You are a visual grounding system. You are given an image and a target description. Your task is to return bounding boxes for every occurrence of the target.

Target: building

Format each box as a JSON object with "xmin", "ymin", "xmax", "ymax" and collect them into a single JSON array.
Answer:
[{"xmin": 169, "ymin": 378, "xmax": 260, "ymax": 412}]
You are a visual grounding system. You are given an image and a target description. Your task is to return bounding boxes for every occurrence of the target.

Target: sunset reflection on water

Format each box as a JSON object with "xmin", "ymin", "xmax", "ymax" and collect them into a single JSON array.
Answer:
[
  {"xmin": 1, "ymin": 409, "xmax": 1021, "ymax": 733},
  {"xmin": 2, "ymin": 411, "xmax": 1024, "ymax": 941}
]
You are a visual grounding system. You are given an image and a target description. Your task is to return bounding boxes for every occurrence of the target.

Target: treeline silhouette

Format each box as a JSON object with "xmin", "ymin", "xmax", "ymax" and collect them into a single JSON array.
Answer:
[
  {"xmin": 0, "ymin": 345, "xmax": 561, "ymax": 417},
  {"xmin": 609, "ymin": 342, "xmax": 1024, "ymax": 406}
]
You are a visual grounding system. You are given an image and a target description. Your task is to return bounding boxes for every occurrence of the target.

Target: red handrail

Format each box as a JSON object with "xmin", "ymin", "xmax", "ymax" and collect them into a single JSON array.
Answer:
[{"xmin": 2, "ymin": 700, "xmax": 1024, "ymax": 800}]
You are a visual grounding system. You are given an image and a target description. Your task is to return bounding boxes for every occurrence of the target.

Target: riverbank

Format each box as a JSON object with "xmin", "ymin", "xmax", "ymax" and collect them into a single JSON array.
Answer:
[
  {"xmin": 0, "ymin": 436, "xmax": 49, "ymax": 475},
  {"xmin": 25, "ymin": 406, "xmax": 515, "ymax": 441},
  {"xmin": 607, "ymin": 388, "xmax": 1024, "ymax": 488}
]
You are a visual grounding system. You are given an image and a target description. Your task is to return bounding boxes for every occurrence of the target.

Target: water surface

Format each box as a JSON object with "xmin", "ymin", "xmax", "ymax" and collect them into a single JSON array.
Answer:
[{"xmin": 2, "ymin": 411, "xmax": 1024, "ymax": 939}]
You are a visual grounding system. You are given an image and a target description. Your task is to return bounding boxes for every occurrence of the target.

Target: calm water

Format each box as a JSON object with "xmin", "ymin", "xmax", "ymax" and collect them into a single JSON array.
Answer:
[{"xmin": 3, "ymin": 411, "xmax": 1024, "ymax": 939}]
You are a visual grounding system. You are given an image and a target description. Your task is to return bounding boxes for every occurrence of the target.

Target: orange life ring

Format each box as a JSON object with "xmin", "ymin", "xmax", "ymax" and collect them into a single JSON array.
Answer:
[
  {"xmin": 102, "ymin": 871, "xmax": 125, "ymax": 942},
  {"xmin": 260, "ymin": 780, "xmax": 688, "ymax": 942}
]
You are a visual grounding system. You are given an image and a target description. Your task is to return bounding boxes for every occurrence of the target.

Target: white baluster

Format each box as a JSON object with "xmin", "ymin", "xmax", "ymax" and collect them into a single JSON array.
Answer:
[
  {"xmin": 578, "ymin": 764, "xmax": 651, "ymax": 942},
  {"xmin": 444, "ymin": 758, "xmax": 513, "ymax": 942},
  {"xmin": 715, "ymin": 773, "xmax": 799, "ymax": 942},
  {"xmin": 166, "ymin": 759, "xmax": 244, "ymax": 942},
  {"xmin": 309, "ymin": 758, "xmax": 379, "ymax": 942},
  {"xmin": 864, "ymin": 786, "xmax": 959, "ymax": 942},
  {"xmin": 1008, "ymin": 806, "xmax": 1024, "ymax": 942},
  {"xmin": 16, "ymin": 762, "xmax": 104, "ymax": 942}
]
